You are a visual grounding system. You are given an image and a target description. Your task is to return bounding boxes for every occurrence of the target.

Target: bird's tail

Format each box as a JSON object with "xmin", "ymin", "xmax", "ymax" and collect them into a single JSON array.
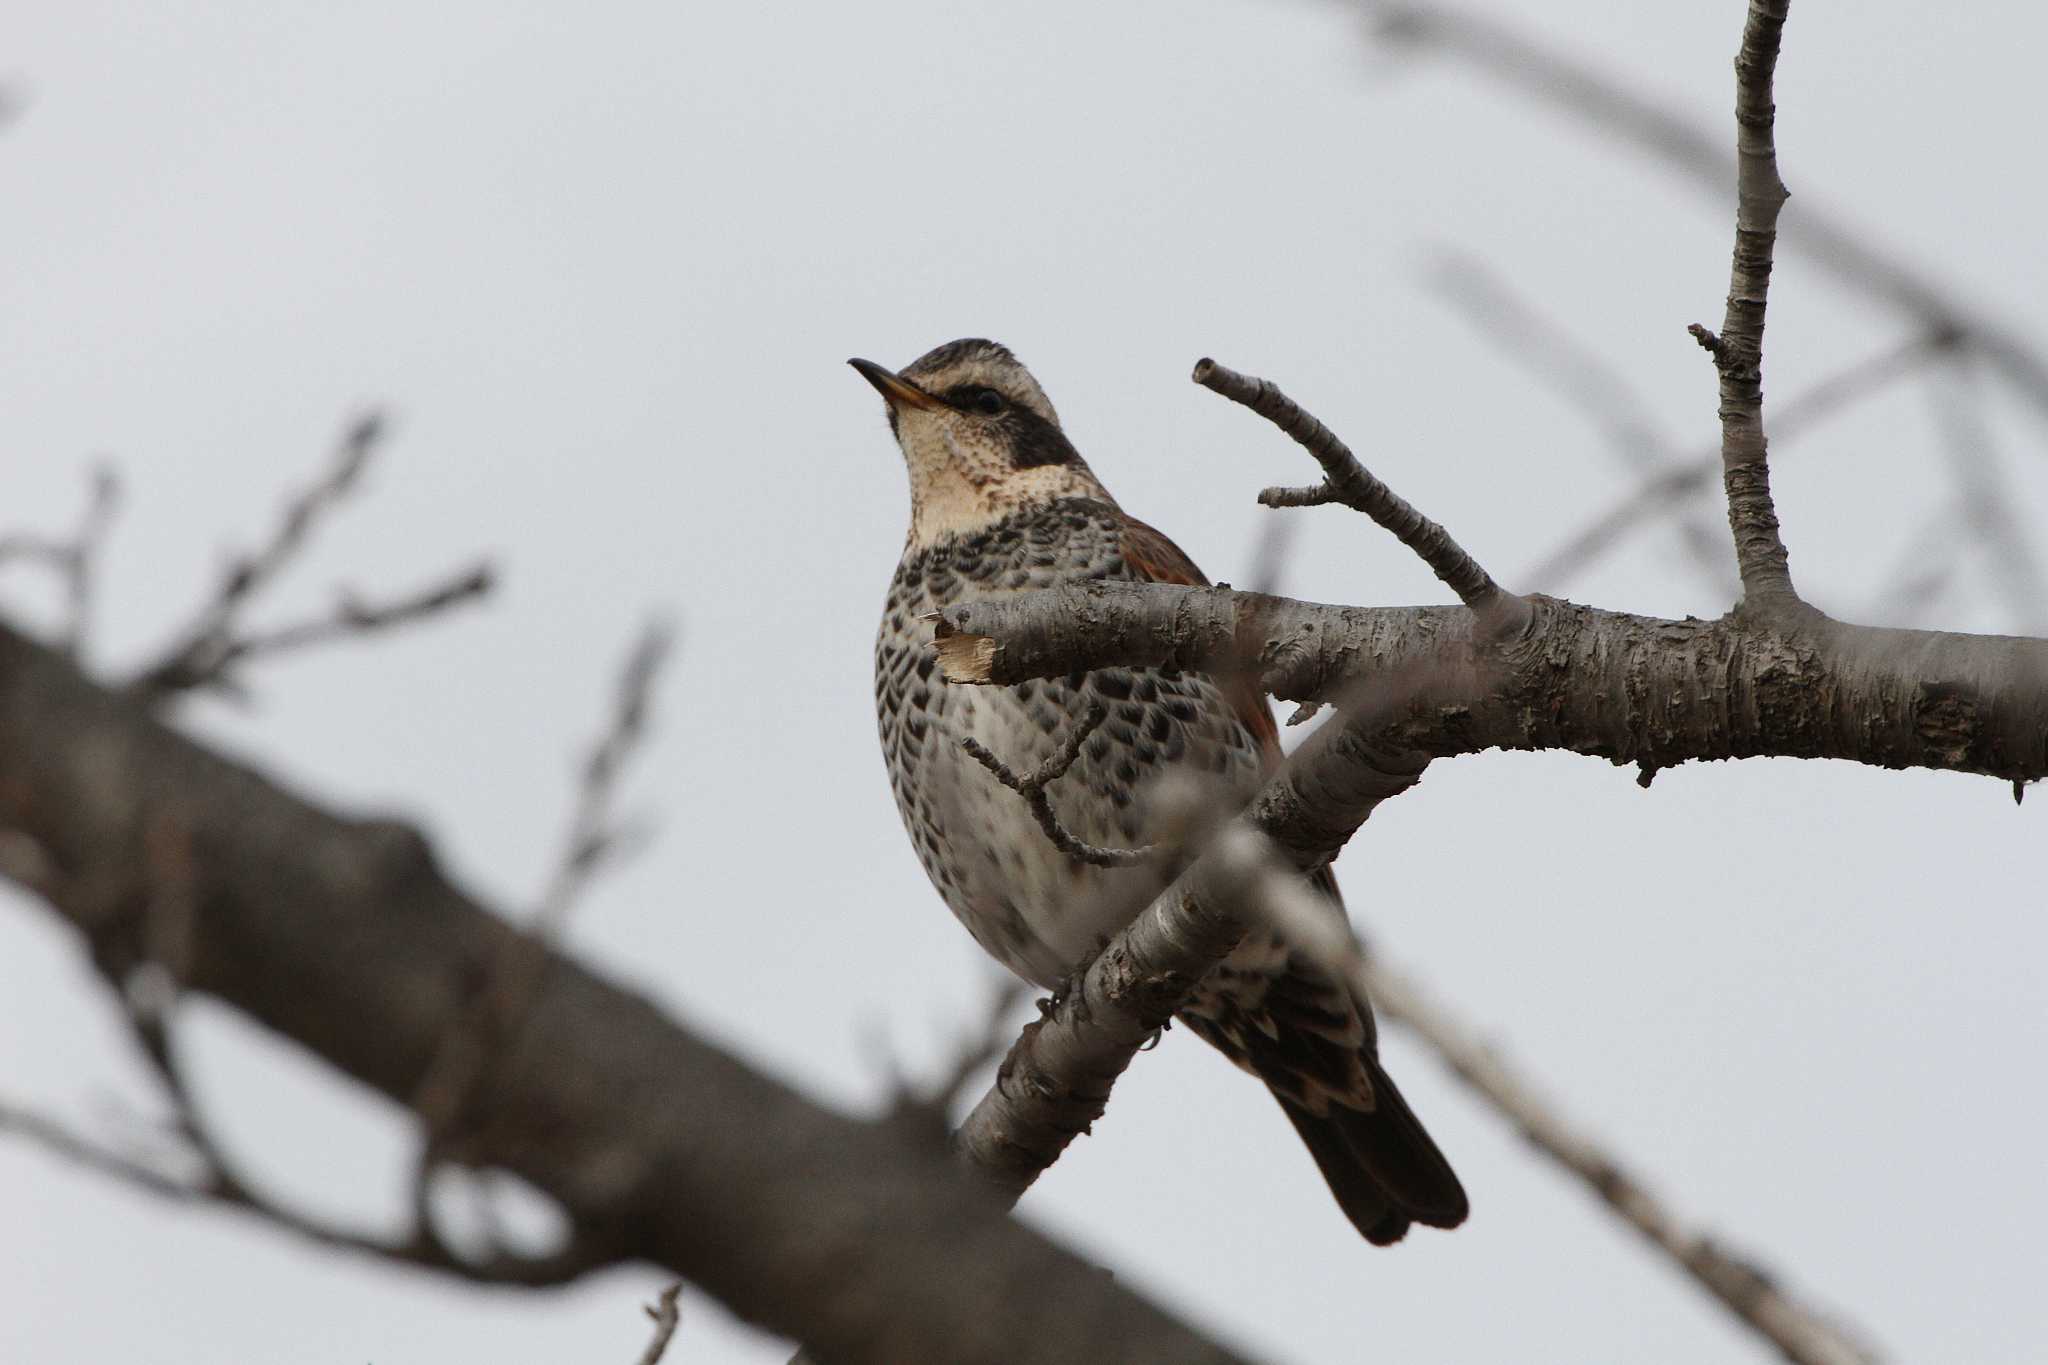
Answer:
[{"xmin": 1272, "ymin": 1052, "xmax": 1468, "ymax": 1245}]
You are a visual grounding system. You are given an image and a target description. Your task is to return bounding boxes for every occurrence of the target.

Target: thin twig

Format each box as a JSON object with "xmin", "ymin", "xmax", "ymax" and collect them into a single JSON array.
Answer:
[
  {"xmin": 167, "ymin": 563, "xmax": 497, "ymax": 685},
  {"xmin": 1929, "ymin": 354, "xmax": 2048, "ymax": 635},
  {"xmin": 895, "ymin": 979, "xmax": 1031, "ymax": 1122},
  {"xmin": 409, "ymin": 621, "xmax": 673, "ymax": 1242},
  {"xmin": 1187, "ymin": 818, "xmax": 1884, "ymax": 1364},
  {"xmin": 97, "ymin": 814, "xmax": 613, "ymax": 1283},
  {"xmin": 1368, "ymin": 958, "xmax": 1881, "ymax": 1365},
  {"xmin": 638, "ymin": 1283, "xmax": 684, "ymax": 1365},
  {"xmin": 960, "ymin": 703, "xmax": 1157, "ymax": 868},
  {"xmin": 0, "ymin": 1096, "xmax": 198, "ymax": 1201},
  {"xmin": 132, "ymin": 414, "xmax": 384, "ymax": 694},
  {"xmin": 1698, "ymin": 0, "xmax": 1798, "ymax": 606},
  {"xmin": 0, "ymin": 464, "xmax": 121, "ymax": 659},
  {"xmin": 1192, "ymin": 357, "xmax": 1525, "ymax": 630}
]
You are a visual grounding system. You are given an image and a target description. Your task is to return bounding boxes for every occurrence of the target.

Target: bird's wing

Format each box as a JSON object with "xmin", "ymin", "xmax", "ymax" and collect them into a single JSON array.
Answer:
[
  {"xmin": 1116, "ymin": 513, "xmax": 1286, "ymax": 763},
  {"xmin": 1119, "ymin": 511, "xmax": 1468, "ymax": 1242}
]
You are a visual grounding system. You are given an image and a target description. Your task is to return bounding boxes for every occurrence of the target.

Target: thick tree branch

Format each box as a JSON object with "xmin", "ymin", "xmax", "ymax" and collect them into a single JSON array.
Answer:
[
  {"xmin": 940, "ymin": 575, "xmax": 2041, "ymax": 1196},
  {"xmin": 0, "ymin": 620, "xmax": 1247, "ymax": 1365},
  {"xmin": 933, "ymin": 582, "xmax": 2048, "ymax": 786}
]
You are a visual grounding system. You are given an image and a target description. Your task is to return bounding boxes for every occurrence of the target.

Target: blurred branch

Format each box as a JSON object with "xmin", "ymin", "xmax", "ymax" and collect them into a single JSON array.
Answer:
[
  {"xmin": 1364, "ymin": 1, "xmax": 2048, "ymax": 425},
  {"xmin": 1930, "ymin": 356, "xmax": 2048, "ymax": 635},
  {"xmin": 0, "ymin": 464, "xmax": 120, "ymax": 658},
  {"xmin": 1366, "ymin": 956, "xmax": 1881, "ymax": 1365},
  {"xmin": 126, "ymin": 414, "xmax": 492, "ymax": 699},
  {"xmin": 951, "ymin": 661, "xmax": 1436, "ymax": 1199},
  {"xmin": 408, "ymin": 622, "xmax": 671, "ymax": 1266},
  {"xmin": 1192, "ymin": 819, "xmax": 1882, "ymax": 1364},
  {"xmin": 1525, "ymin": 332, "xmax": 1951, "ymax": 589},
  {"xmin": 0, "ymin": 620, "xmax": 1242, "ymax": 1365},
  {"xmin": 1422, "ymin": 248, "xmax": 1729, "ymax": 591}
]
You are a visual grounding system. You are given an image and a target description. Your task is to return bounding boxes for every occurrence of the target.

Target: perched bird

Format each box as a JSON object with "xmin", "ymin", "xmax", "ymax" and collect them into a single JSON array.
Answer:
[{"xmin": 857, "ymin": 338, "xmax": 1466, "ymax": 1244}]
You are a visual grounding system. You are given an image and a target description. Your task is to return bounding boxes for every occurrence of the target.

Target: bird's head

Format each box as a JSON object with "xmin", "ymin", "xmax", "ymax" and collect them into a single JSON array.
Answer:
[{"xmin": 850, "ymin": 338, "xmax": 1111, "ymax": 547}]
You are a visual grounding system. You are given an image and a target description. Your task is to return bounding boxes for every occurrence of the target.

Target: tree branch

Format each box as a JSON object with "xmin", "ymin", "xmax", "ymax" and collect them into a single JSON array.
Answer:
[
  {"xmin": 1364, "ymin": 955, "xmax": 1880, "ymax": 1365},
  {"xmin": 1192, "ymin": 358, "xmax": 1523, "ymax": 628},
  {"xmin": 932, "ymin": 582, "xmax": 2048, "ymax": 786},
  {"xmin": 0, "ymin": 464, "xmax": 120, "ymax": 659},
  {"xmin": 952, "ymin": 654, "xmax": 1447, "ymax": 1197},
  {"xmin": 124, "ymin": 415, "xmax": 493, "ymax": 701},
  {"xmin": 1700, "ymin": 1, "xmax": 1798, "ymax": 607},
  {"xmin": 1177, "ymin": 821, "xmax": 1882, "ymax": 1364},
  {"xmin": 0, "ymin": 620, "xmax": 1247, "ymax": 1365}
]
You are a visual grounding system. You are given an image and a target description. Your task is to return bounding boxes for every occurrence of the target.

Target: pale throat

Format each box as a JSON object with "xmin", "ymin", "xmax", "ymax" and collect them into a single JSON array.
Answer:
[{"xmin": 899, "ymin": 423, "xmax": 1111, "ymax": 548}]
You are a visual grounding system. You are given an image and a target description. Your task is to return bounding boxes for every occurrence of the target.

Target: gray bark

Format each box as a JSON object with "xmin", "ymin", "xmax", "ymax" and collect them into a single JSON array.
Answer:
[{"xmin": 934, "ymin": 584, "xmax": 2048, "ymax": 786}]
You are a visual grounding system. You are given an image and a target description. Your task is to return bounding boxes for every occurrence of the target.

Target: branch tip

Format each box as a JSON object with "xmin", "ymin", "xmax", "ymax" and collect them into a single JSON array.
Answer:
[{"xmin": 1192, "ymin": 356, "xmax": 1517, "ymax": 621}]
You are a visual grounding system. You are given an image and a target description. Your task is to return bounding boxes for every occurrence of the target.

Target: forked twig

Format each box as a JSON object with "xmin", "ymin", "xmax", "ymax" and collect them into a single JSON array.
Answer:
[{"xmin": 961, "ymin": 702, "xmax": 1157, "ymax": 869}]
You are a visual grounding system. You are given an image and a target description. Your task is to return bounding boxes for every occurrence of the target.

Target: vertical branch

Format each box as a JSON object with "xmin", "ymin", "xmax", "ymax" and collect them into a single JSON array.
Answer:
[{"xmin": 1697, "ymin": 1, "xmax": 1799, "ymax": 607}]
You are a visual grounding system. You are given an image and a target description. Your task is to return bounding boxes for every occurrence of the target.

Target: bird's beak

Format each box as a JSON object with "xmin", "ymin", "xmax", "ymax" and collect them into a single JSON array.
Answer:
[{"xmin": 848, "ymin": 357, "xmax": 940, "ymax": 411}]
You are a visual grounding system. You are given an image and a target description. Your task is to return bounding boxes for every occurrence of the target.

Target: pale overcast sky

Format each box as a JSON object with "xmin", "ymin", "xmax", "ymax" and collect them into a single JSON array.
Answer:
[{"xmin": 3, "ymin": 3, "xmax": 2043, "ymax": 1362}]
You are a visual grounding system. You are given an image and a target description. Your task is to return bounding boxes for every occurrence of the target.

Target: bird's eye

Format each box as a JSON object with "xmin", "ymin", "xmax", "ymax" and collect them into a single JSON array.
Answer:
[{"xmin": 971, "ymin": 388, "xmax": 1007, "ymax": 416}]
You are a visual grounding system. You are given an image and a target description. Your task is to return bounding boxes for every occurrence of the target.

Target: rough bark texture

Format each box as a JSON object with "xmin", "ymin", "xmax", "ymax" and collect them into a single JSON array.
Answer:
[
  {"xmin": 1709, "ymin": 0, "xmax": 1797, "ymax": 605},
  {"xmin": 0, "ymin": 622, "xmax": 1251, "ymax": 1365},
  {"xmin": 934, "ymin": 584, "xmax": 2048, "ymax": 785}
]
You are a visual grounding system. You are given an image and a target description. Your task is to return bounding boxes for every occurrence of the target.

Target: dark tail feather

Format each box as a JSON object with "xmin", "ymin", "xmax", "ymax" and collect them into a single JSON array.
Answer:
[{"xmin": 1275, "ymin": 1054, "xmax": 1468, "ymax": 1246}]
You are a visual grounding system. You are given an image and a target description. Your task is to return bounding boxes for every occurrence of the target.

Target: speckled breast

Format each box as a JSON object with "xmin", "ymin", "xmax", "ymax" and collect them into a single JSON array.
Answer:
[{"xmin": 873, "ymin": 497, "xmax": 1263, "ymax": 987}]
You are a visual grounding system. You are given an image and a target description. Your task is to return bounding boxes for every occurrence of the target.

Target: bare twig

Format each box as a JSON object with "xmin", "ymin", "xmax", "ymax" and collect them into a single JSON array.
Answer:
[
  {"xmin": 157, "ymin": 564, "xmax": 496, "ymax": 689},
  {"xmin": 894, "ymin": 979, "xmax": 1031, "ymax": 1123},
  {"xmin": 0, "ymin": 464, "xmax": 120, "ymax": 658},
  {"xmin": 131, "ymin": 414, "xmax": 384, "ymax": 694},
  {"xmin": 75, "ymin": 812, "xmax": 614, "ymax": 1284},
  {"xmin": 0, "ymin": 622, "xmax": 1248, "ymax": 1364},
  {"xmin": 1367, "ymin": 958, "xmax": 1881, "ymax": 1365},
  {"xmin": 1929, "ymin": 355, "xmax": 2048, "ymax": 635},
  {"xmin": 1525, "ymin": 332, "xmax": 1951, "ymax": 588},
  {"xmin": 408, "ymin": 621, "xmax": 672, "ymax": 1251},
  {"xmin": 1192, "ymin": 357, "xmax": 1525, "ymax": 629},
  {"xmin": 124, "ymin": 415, "xmax": 490, "ymax": 699},
  {"xmin": 1698, "ymin": 0, "xmax": 1798, "ymax": 606},
  {"xmin": 1197, "ymin": 822, "xmax": 1884, "ymax": 1365},
  {"xmin": 960, "ymin": 703, "xmax": 1157, "ymax": 868},
  {"xmin": 638, "ymin": 1283, "xmax": 684, "ymax": 1365},
  {"xmin": 0, "ymin": 1095, "xmax": 198, "ymax": 1201}
]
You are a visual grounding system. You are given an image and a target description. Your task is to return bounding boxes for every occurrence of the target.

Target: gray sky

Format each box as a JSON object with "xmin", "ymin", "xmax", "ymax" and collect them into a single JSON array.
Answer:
[{"xmin": 4, "ymin": 2, "xmax": 2043, "ymax": 1361}]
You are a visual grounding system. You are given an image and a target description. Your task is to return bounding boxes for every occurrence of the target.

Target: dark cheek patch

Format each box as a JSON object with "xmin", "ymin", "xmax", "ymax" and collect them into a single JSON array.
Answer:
[{"xmin": 1008, "ymin": 409, "xmax": 1079, "ymax": 469}]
